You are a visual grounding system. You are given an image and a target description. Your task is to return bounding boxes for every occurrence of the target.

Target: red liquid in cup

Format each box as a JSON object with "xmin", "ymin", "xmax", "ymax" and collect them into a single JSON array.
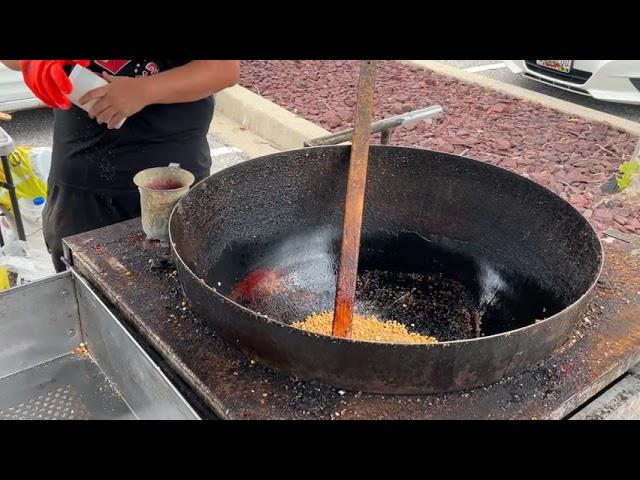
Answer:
[{"xmin": 146, "ymin": 180, "xmax": 184, "ymax": 190}]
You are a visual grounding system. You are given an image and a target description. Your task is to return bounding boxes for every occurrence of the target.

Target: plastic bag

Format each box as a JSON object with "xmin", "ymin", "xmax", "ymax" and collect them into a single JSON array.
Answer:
[
  {"xmin": 0, "ymin": 147, "xmax": 49, "ymax": 213},
  {"xmin": 0, "ymin": 146, "xmax": 55, "ymax": 289},
  {"xmin": 29, "ymin": 147, "xmax": 52, "ymax": 184},
  {"xmin": 0, "ymin": 267, "xmax": 10, "ymax": 290},
  {"xmin": 0, "ymin": 241, "xmax": 55, "ymax": 286}
]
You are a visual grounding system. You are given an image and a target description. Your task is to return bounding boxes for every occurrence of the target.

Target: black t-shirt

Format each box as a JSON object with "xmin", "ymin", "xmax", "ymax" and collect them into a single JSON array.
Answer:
[{"xmin": 51, "ymin": 60, "xmax": 214, "ymax": 192}]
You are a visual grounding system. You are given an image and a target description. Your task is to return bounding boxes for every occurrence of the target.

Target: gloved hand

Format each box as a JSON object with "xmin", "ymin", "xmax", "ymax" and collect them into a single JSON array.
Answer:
[{"xmin": 19, "ymin": 60, "xmax": 91, "ymax": 109}]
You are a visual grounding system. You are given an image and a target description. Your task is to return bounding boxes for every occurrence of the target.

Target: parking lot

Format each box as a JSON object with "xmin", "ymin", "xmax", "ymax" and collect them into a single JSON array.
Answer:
[
  {"xmin": 439, "ymin": 60, "xmax": 640, "ymax": 122},
  {"xmin": 2, "ymin": 108, "xmax": 54, "ymax": 146}
]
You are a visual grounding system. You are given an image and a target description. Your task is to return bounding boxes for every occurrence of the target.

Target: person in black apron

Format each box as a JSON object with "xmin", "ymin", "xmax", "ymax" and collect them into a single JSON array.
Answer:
[{"xmin": 1, "ymin": 60, "xmax": 240, "ymax": 271}]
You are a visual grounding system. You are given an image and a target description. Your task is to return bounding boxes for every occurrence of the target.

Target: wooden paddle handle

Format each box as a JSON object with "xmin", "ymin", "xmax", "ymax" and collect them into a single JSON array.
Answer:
[
  {"xmin": 332, "ymin": 60, "xmax": 377, "ymax": 338},
  {"xmin": 0, "ymin": 112, "xmax": 12, "ymax": 121}
]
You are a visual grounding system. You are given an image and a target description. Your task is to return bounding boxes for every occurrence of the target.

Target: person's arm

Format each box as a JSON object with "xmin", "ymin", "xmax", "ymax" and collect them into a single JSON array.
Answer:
[
  {"xmin": 80, "ymin": 60, "xmax": 240, "ymax": 129},
  {"xmin": 1, "ymin": 60, "xmax": 22, "ymax": 71},
  {"xmin": 145, "ymin": 60, "xmax": 240, "ymax": 104},
  {"xmin": 1, "ymin": 60, "xmax": 90, "ymax": 108}
]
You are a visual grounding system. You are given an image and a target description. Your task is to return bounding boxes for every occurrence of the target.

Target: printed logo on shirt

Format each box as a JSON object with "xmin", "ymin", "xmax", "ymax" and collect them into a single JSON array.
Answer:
[
  {"xmin": 94, "ymin": 60, "xmax": 132, "ymax": 75},
  {"xmin": 141, "ymin": 62, "xmax": 160, "ymax": 77}
]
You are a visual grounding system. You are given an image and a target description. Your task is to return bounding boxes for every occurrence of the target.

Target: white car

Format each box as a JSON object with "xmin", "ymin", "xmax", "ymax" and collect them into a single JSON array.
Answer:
[
  {"xmin": 0, "ymin": 63, "xmax": 43, "ymax": 112},
  {"xmin": 504, "ymin": 60, "xmax": 640, "ymax": 105}
]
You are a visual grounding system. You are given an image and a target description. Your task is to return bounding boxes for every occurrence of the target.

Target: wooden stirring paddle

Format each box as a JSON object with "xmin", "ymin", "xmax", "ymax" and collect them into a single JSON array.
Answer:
[{"xmin": 332, "ymin": 60, "xmax": 377, "ymax": 338}]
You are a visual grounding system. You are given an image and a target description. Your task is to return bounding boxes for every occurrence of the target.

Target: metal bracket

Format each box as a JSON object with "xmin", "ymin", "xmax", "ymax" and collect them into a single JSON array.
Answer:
[
  {"xmin": 62, "ymin": 242, "xmax": 74, "ymax": 269},
  {"xmin": 304, "ymin": 105, "xmax": 443, "ymax": 147}
]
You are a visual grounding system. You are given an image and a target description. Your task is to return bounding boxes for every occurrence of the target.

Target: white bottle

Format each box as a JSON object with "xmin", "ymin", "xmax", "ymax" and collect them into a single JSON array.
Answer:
[
  {"xmin": 67, "ymin": 65, "xmax": 126, "ymax": 129},
  {"xmin": 17, "ymin": 196, "xmax": 45, "ymax": 236}
]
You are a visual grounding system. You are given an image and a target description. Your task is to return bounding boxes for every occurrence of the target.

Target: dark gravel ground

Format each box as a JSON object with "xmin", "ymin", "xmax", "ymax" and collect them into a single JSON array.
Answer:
[{"xmin": 240, "ymin": 60, "xmax": 640, "ymax": 235}]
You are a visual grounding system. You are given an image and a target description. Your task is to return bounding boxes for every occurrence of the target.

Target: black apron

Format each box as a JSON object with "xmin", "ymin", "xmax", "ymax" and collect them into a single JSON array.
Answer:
[{"xmin": 50, "ymin": 59, "xmax": 213, "ymax": 192}]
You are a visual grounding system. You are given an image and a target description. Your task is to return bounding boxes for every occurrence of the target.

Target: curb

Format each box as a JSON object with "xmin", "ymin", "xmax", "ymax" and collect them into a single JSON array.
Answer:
[
  {"xmin": 208, "ymin": 113, "xmax": 280, "ymax": 159},
  {"xmin": 402, "ymin": 60, "xmax": 640, "ymax": 136},
  {"xmin": 215, "ymin": 85, "xmax": 330, "ymax": 151}
]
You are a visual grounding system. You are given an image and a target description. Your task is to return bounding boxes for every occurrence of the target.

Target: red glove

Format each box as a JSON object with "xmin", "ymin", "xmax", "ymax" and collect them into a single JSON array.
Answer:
[{"xmin": 19, "ymin": 60, "xmax": 91, "ymax": 109}]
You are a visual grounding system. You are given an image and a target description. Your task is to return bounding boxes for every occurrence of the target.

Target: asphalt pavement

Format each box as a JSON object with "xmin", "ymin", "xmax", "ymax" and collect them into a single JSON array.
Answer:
[{"xmin": 438, "ymin": 60, "xmax": 640, "ymax": 122}]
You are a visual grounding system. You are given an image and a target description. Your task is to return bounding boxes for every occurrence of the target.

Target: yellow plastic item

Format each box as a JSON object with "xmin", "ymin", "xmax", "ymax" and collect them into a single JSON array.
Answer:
[
  {"xmin": 0, "ymin": 147, "xmax": 48, "ymax": 213},
  {"xmin": 0, "ymin": 267, "xmax": 10, "ymax": 291}
]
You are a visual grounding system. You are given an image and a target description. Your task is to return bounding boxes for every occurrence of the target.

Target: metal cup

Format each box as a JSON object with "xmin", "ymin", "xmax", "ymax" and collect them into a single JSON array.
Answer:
[{"xmin": 133, "ymin": 163, "xmax": 195, "ymax": 242}]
